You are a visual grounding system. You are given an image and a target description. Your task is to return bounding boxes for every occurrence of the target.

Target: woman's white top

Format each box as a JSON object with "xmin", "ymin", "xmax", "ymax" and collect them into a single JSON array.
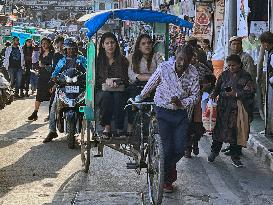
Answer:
[{"xmin": 128, "ymin": 52, "xmax": 163, "ymax": 83}]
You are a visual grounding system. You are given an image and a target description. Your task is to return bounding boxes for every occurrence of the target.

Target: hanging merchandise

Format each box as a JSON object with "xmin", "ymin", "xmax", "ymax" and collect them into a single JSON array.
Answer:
[
  {"xmin": 169, "ymin": 2, "xmax": 180, "ymax": 16},
  {"xmin": 237, "ymin": 0, "xmax": 249, "ymax": 37},
  {"xmin": 193, "ymin": 2, "xmax": 213, "ymax": 42},
  {"xmin": 181, "ymin": 0, "xmax": 195, "ymax": 18},
  {"xmin": 250, "ymin": 21, "xmax": 269, "ymax": 36},
  {"xmin": 214, "ymin": 0, "xmax": 225, "ymax": 46}
]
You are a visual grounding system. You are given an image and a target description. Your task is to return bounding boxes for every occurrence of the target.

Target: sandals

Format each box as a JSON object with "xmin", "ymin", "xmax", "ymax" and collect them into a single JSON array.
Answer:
[
  {"xmin": 101, "ymin": 131, "xmax": 111, "ymax": 140},
  {"xmin": 117, "ymin": 131, "xmax": 133, "ymax": 138}
]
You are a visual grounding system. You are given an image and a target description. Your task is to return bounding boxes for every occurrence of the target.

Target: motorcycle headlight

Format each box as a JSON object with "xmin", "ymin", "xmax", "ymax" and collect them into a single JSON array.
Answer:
[
  {"xmin": 72, "ymin": 76, "xmax": 78, "ymax": 83},
  {"xmin": 65, "ymin": 76, "xmax": 72, "ymax": 83}
]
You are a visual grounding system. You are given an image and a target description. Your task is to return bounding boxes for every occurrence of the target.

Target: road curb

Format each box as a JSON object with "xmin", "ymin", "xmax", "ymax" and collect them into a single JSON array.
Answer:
[{"xmin": 248, "ymin": 133, "xmax": 273, "ymax": 171}]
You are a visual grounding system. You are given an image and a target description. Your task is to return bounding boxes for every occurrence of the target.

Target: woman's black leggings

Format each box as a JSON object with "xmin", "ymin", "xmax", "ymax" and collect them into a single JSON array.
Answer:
[{"xmin": 99, "ymin": 91, "xmax": 127, "ymax": 130}]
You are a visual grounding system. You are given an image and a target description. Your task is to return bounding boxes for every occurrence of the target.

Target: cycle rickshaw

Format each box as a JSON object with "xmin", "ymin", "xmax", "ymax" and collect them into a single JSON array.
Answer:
[{"xmin": 78, "ymin": 9, "xmax": 193, "ymax": 204}]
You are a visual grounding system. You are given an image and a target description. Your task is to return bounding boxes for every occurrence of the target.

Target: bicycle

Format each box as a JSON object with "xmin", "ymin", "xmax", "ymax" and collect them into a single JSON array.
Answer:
[{"xmin": 81, "ymin": 99, "xmax": 164, "ymax": 204}]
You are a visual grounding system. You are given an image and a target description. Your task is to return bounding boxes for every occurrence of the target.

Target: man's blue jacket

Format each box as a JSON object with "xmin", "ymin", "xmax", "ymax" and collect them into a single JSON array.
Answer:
[{"xmin": 51, "ymin": 55, "xmax": 87, "ymax": 78}]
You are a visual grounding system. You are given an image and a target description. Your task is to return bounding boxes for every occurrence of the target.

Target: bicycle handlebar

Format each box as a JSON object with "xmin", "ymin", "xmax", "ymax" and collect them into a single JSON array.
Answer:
[{"xmin": 124, "ymin": 98, "xmax": 155, "ymax": 110}]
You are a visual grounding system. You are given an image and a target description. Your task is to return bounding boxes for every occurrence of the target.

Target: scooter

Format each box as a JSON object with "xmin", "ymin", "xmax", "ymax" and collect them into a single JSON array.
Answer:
[
  {"xmin": 0, "ymin": 70, "xmax": 13, "ymax": 109},
  {"xmin": 55, "ymin": 67, "xmax": 86, "ymax": 149}
]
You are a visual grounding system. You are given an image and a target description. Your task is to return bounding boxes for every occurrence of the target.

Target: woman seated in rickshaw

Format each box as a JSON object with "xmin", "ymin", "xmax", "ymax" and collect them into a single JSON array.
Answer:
[
  {"xmin": 127, "ymin": 34, "xmax": 163, "ymax": 134},
  {"xmin": 96, "ymin": 32, "xmax": 129, "ymax": 139}
]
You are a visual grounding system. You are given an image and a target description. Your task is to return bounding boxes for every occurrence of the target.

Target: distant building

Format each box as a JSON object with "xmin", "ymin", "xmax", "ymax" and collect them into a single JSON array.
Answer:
[
  {"xmin": 6, "ymin": 0, "xmax": 141, "ymax": 30},
  {"xmin": 8, "ymin": 0, "xmax": 143, "ymax": 25},
  {"xmin": 8, "ymin": 0, "xmax": 95, "ymax": 27},
  {"xmin": 119, "ymin": 0, "xmax": 139, "ymax": 8},
  {"xmin": 93, "ymin": 0, "xmax": 119, "ymax": 11}
]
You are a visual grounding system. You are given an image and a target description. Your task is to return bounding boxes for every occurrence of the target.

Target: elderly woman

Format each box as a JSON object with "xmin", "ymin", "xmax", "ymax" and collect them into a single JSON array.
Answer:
[{"xmin": 207, "ymin": 54, "xmax": 255, "ymax": 167}]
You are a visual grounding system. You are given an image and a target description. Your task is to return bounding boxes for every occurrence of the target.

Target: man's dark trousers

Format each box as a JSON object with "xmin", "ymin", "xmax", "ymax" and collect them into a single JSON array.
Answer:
[
  {"xmin": 155, "ymin": 107, "xmax": 189, "ymax": 183},
  {"xmin": 8, "ymin": 67, "xmax": 22, "ymax": 95}
]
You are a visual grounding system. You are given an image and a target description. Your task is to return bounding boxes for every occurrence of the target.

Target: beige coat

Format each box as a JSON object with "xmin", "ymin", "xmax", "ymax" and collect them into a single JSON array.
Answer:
[{"xmin": 239, "ymin": 51, "xmax": 256, "ymax": 81}]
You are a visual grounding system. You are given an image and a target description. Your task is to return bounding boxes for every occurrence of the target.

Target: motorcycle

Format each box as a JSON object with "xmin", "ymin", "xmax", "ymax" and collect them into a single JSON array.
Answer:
[
  {"xmin": 55, "ymin": 67, "xmax": 86, "ymax": 149},
  {"xmin": 0, "ymin": 70, "xmax": 13, "ymax": 109}
]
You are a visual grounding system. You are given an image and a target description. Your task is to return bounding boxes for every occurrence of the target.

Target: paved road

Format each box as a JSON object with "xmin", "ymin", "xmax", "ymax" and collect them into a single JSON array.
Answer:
[
  {"xmin": 66, "ymin": 137, "xmax": 273, "ymax": 205},
  {"xmin": 0, "ymin": 97, "xmax": 83, "ymax": 205},
  {"xmin": 1, "ymin": 98, "xmax": 273, "ymax": 205}
]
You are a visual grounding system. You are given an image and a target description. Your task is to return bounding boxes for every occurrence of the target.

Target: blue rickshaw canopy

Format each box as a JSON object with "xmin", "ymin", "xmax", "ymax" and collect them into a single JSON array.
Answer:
[{"xmin": 79, "ymin": 8, "xmax": 193, "ymax": 38}]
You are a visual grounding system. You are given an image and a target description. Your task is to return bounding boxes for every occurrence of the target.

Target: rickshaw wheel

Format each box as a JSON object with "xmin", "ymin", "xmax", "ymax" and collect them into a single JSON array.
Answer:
[
  {"xmin": 147, "ymin": 133, "xmax": 164, "ymax": 205},
  {"xmin": 81, "ymin": 119, "xmax": 91, "ymax": 173}
]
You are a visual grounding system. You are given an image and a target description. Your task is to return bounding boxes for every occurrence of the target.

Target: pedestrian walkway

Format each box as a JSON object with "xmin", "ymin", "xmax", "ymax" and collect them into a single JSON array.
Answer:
[
  {"xmin": 48, "ymin": 112, "xmax": 273, "ymax": 205},
  {"xmin": 248, "ymin": 114, "xmax": 273, "ymax": 171},
  {"xmin": 69, "ymin": 135, "xmax": 273, "ymax": 205}
]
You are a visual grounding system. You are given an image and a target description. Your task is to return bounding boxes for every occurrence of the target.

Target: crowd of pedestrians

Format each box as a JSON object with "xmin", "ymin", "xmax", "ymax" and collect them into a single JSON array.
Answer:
[
  {"xmin": 0, "ymin": 36, "xmax": 87, "ymax": 118},
  {"xmin": 3, "ymin": 29, "xmax": 272, "ymax": 193}
]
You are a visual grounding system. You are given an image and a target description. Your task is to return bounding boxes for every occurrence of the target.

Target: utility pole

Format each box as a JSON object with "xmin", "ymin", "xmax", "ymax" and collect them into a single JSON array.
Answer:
[{"xmin": 224, "ymin": 0, "xmax": 237, "ymax": 57}]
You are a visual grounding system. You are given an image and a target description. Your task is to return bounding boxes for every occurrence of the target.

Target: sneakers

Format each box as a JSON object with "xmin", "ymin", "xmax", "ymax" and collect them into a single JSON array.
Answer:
[
  {"xmin": 207, "ymin": 152, "xmax": 218, "ymax": 162},
  {"xmin": 163, "ymin": 183, "xmax": 174, "ymax": 193},
  {"xmin": 43, "ymin": 132, "xmax": 58, "ymax": 143},
  {"xmin": 221, "ymin": 146, "xmax": 230, "ymax": 153},
  {"xmin": 19, "ymin": 92, "xmax": 25, "ymax": 98},
  {"xmin": 192, "ymin": 142, "xmax": 199, "ymax": 155},
  {"xmin": 184, "ymin": 149, "xmax": 192, "ymax": 158},
  {"xmin": 28, "ymin": 111, "xmax": 38, "ymax": 121},
  {"xmin": 231, "ymin": 157, "xmax": 244, "ymax": 168}
]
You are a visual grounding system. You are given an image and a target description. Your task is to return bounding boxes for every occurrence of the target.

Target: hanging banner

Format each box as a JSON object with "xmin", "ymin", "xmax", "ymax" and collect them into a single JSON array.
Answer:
[
  {"xmin": 250, "ymin": 21, "xmax": 269, "ymax": 36},
  {"xmin": 181, "ymin": 0, "xmax": 195, "ymax": 18},
  {"xmin": 237, "ymin": 0, "xmax": 249, "ymax": 37},
  {"xmin": 214, "ymin": 0, "xmax": 224, "ymax": 45},
  {"xmin": 193, "ymin": 3, "xmax": 213, "ymax": 42}
]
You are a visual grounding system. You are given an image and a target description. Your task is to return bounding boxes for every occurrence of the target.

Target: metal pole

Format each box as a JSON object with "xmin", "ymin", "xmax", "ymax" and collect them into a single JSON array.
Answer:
[
  {"xmin": 224, "ymin": 0, "xmax": 237, "ymax": 57},
  {"xmin": 165, "ymin": 23, "xmax": 169, "ymax": 60}
]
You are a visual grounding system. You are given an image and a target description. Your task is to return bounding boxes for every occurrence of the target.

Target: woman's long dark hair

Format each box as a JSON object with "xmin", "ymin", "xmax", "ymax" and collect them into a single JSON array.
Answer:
[
  {"xmin": 97, "ymin": 32, "xmax": 122, "ymax": 68},
  {"xmin": 23, "ymin": 39, "xmax": 34, "ymax": 58},
  {"xmin": 39, "ymin": 37, "xmax": 54, "ymax": 61},
  {"xmin": 132, "ymin": 34, "xmax": 154, "ymax": 74}
]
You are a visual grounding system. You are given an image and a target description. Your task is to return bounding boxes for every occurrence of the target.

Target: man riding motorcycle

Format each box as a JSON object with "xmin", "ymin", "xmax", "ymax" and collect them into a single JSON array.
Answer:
[{"xmin": 43, "ymin": 38, "xmax": 87, "ymax": 143}]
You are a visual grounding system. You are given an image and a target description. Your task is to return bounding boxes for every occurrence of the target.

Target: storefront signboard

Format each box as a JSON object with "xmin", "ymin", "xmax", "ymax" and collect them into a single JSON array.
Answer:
[
  {"xmin": 214, "ymin": 0, "xmax": 224, "ymax": 45},
  {"xmin": 193, "ymin": 3, "xmax": 213, "ymax": 42}
]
